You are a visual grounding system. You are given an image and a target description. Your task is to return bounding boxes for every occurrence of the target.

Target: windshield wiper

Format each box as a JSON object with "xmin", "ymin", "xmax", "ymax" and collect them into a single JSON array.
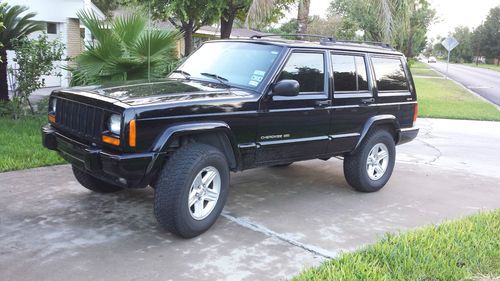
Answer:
[
  {"xmin": 172, "ymin": 70, "xmax": 191, "ymax": 79},
  {"xmin": 200, "ymin": 72, "xmax": 230, "ymax": 87}
]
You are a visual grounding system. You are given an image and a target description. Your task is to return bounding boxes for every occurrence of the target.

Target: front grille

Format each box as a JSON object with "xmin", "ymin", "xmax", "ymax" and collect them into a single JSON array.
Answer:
[{"xmin": 55, "ymin": 98, "xmax": 106, "ymax": 143}]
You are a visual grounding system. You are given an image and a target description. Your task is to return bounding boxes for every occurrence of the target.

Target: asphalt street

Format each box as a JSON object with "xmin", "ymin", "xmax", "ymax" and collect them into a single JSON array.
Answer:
[
  {"xmin": 1, "ymin": 118, "xmax": 499, "ymax": 281},
  {"xmin": 427, "ymin": 61, "xmax": 500, "ymax": 106}
]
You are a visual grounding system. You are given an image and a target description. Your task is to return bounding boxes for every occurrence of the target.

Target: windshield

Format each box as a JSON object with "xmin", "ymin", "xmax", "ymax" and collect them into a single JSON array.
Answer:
[{"xmin": 171, "ymin": 42, "xmax": 283, "ymax": 89}]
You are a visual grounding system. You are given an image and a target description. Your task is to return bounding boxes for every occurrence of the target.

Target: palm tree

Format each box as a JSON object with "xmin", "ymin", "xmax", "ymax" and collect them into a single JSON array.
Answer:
[
  {"xmin": 297, "ymin": 0, "xmax": 310, "ymax": 34},
  {"xmin": 246, "ymin": 0, "xmax": 276, "ymax": 25},
  {"xmin": 246, "ymin": 0, "xmax": 311, "ymax": 35},
  {"xmin": 70, "ymin": 11, "xmax": 181, "ymax": 86},
  {"xmin": 0, "ymin": 4, "xmax": 45, "ymax": 101}
]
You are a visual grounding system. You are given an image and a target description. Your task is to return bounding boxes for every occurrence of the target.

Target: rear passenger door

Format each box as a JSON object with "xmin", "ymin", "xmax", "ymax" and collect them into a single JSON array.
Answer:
[
  {"xmin": 327, "ymin": 52, "xmax": 376, "ymax": 154},
  {"xmin": 256, "ymin": 50, "xmax": 331, "ymax": 164}
]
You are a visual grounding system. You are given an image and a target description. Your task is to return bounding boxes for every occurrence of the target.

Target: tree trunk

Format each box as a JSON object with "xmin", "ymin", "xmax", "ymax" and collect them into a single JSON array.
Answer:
[
  {"xmin": 297, "ymin": 0, "xmax": 310, "ymax": 36},
  {"xmin": 182, "ymin": 22, "xmax": 194, "ymax": 56},
  {"xmin": 406, "ymin": 30, "xmax": 414, "ymax": 58},
  {"xmin": 220, "ymin": 9, "xmax": 236, "ymax": 39},
  {"xmin": 0, "ymin": 48, "xmax": 9, "ymax": 102}
]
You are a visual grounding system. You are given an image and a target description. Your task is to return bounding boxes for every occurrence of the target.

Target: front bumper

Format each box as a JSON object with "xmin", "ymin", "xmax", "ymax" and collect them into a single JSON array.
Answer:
[
  {"xmin": 42, "ymin": 125, "xmax": 160, "ymax": 188},
  {"xmin": 397, "ymin": 127, "xmax": 419, "ymax": 145}
]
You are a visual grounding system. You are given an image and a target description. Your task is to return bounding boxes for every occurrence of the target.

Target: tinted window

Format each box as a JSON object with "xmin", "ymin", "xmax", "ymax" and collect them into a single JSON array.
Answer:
[
  {"xmin": 356, "ymin": 56, "xmax": 369, "ymax": 90},
  {"xmin": 279, "ymin": 52, "xmax": 325, "ymax": 93},
  {"xmin": 332, "ymin": 55, "xmax": 356, "ymax": 91},
  {"xmin": 372, "ymin": 57, "xmax": 408, "ymax": 91},
  {"xmin": 332, "ymin": 54, "xmax": 369, "ymax": 92}
]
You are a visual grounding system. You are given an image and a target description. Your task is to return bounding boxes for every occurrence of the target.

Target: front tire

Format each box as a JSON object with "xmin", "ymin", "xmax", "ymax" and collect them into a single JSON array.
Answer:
[
  {"xmin": 72, "ymin": 166, "xmax": 124, "ymax": 193},
  {"xmin": 154, "ymin": 143, "xmax": 230, "ymax": 238},
  {"xmin": 343, "ymin": 129, "xmax": 396, "ymax": 192}
]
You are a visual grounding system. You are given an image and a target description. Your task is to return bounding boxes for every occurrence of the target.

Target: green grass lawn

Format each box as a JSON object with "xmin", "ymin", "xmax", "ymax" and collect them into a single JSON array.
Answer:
[
  {"xmin": 415, "ymin": 77, "xmax": 500, "ymax": 121},
  {"xmin": 293, "ymin": 210, "xmax": 500, "ymax": 281},
  {"xmin": 0, "ymin": 116, "xmax": 65, "ymax": 172},
  {"xmin": 464, "ymin": 63, "xmax": 500, "ymax": 72},
  {"xmin": 410, "ymin": 63, "xmax": 500, "ymax": 121},
  {"xmin": 410, "ymin": 62, "xmax": 443, "ymax": 77}
]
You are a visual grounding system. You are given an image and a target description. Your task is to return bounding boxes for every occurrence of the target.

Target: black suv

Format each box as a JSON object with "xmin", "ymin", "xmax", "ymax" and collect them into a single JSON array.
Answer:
[{"xmin": 42, "ymin": 36, "xmax": 419, "ymax": 238}]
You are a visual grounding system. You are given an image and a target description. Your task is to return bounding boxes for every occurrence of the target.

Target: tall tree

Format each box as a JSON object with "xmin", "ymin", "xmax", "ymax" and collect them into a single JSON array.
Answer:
[
  {"xmin": 330, "ymin": 0, "xmax": 435, "ymax": 56},
  {"xmin": 127, "ymin": 0, "xmax": 223, "ymax": 56},
  {"xmin": 449, "ymin": 26, "xmax": 473, "ymax": 63},
  {"xmin": 0, "ymin": 4, "xmax": 45, "ymax": 101},
  {"xmin": 297, "ymin": 0, "xmax": 310, "ymax": 34},
  {"xmin": 475, "ymin": 6, "xmax": 500, "ymax": 64},
  {"xmin": 220, "ymin": 0, "xmax": 251, "ymax": 39},
  {"xmin": 91, "ymin": 0, "xmax": 121, "ymax": 17}
]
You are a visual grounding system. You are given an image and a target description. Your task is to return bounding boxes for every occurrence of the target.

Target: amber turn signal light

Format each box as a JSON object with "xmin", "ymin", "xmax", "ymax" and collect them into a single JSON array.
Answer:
[
  {"xmin": 129, "ymin": 119, "xmax": 136, "ymax": 147},
  {"xmin": 102, "ymin": 135, "xmax": 120, "ymax": 146},
  {"xmin": 48, "ymin": 114, "xmax": 56, "ymax": 123}
]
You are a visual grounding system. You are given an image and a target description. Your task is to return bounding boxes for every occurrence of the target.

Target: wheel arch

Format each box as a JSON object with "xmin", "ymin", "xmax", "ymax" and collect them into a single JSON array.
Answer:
[
  {"xmin": 353, "ymin": 115, "xmax": 400, "ymax": 153},
  {"xmin": 151, "ymin": 122, "xmax": 240, "ymax": 171}
]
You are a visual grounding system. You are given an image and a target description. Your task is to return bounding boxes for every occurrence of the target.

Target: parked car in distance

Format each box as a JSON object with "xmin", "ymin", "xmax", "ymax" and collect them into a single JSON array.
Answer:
[
  {"xmin": 428, "ymin": 56, "xmax": 437, "ymax": 63},
  {"xmin": 42, "ymin": 35, "xmax": 419, "ymax": 238}
]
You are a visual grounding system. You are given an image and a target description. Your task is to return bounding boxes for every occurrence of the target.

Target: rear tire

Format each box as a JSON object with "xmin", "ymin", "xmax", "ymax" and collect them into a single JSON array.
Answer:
[
  {"xmin": 343, "ymin": 129, "xmax": 396, "ymax": 192},
  {"xmin": 154, "ymin": 143, "xmax": 229, "ymax": 238},
  {"xmin": 72, "ymin": 166, "xmax": 124, "ymax": 193}
]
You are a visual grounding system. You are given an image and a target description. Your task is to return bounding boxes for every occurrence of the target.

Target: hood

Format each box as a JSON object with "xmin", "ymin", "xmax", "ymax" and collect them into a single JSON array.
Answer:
[{"xmin": 67, "ymin": 79, "xmax": 256, "ymax": 106}]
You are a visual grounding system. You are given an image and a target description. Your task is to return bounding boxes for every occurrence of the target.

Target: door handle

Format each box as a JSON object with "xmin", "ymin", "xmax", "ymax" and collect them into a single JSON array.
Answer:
[{"xmin": 315, "ymin": 100, "xmax": 332, "ymax": 108}]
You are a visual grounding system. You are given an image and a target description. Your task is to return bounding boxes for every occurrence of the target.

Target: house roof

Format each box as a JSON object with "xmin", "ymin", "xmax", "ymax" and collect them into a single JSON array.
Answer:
[{"xmin": 196, "ymin": 26, "xmax": 271, "ymax": 39}]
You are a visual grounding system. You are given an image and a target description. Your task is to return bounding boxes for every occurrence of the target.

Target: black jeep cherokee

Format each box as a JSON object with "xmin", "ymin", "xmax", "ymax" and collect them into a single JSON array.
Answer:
[{"xmin": 42, "ymin": 36, "xmax": 419, "ymax": 238}]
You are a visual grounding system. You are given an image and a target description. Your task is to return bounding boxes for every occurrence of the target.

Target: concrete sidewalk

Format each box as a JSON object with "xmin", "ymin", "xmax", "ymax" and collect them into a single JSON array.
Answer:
[{"xmin": 1, "ymin": 118, "xmax": 499, "ymax": 281}]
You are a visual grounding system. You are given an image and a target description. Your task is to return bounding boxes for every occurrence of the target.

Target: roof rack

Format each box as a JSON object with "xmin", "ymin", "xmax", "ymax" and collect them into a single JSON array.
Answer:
[
  {"xmin": 336, "ymin": 40, "xmax": 393, "ymax": 49},
  {"xmin": 250, "ymin": 34, "xmax": 393, "ymax": 50},
  {"xmin": 250, "ymin": 34, "xmax": 336, "ymax": 44}
]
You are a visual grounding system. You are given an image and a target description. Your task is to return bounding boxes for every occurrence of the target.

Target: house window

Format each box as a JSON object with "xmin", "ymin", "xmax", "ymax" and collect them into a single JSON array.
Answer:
[{"xmin": 47, "ymin": 22, "xmax": 57, "ymax": 34}]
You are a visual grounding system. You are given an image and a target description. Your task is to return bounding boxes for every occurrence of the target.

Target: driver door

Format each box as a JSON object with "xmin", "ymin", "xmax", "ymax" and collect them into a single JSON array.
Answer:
[{"xmin": 255, "ymin": 50, "xmax": 331, "ymax": 164}]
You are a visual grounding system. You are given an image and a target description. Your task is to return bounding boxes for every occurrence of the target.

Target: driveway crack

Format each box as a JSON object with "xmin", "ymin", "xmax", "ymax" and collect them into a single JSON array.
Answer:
[{"xmin": 222, "ymin": 211, "xmax": 336, "ymax": 259}]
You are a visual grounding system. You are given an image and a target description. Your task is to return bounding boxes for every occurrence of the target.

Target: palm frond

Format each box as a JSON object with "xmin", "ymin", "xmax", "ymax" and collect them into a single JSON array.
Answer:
[
  {"xmin": 245, "ymin": 0, "xmax": 275, "ymax": 28},
  {"xmin": 0, "ymin": 5, "xmax": 44, "ymax": 49},
  {"xmin": 70, "ymin": 11, "xmax": 180, "ymax": 86},
  {"xmin": 112, "ymin": 14, "xmax": 146, "ymax": 48}
]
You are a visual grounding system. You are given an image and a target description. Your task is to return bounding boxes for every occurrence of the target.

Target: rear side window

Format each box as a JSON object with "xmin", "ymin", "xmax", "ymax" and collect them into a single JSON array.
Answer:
[
  {"xmin": 278, "ymin": 52, "xmax": 325, "ymax": 93},
  {"xmin": 371, "ymin": 57, "xmax": 408, "ymax": 91},
  {"xmin": 331, "ymin": 54, "xmax": 369, "ymax": 92}
]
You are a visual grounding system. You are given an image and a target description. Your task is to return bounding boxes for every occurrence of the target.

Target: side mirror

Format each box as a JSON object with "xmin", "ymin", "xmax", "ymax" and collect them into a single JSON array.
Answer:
[{"xmin": 272, "ymin": 79, "xmax": 300, "ymax": 97}]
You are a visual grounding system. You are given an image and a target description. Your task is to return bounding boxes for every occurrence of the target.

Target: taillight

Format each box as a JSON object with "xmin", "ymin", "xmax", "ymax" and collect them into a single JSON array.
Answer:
[{"xmin": 413, "ymin": 103, "xmax": 418, "ymax": 122}]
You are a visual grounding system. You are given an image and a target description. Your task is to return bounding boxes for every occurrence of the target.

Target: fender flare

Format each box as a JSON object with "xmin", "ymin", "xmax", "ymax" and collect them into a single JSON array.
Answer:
[
  {"xmin": 150, "ymin": 121, "xmax": 241, "ymax": 168},
  {"xmin": 353, "ymin": 115, "xmax": 400, "ymax": 152}
]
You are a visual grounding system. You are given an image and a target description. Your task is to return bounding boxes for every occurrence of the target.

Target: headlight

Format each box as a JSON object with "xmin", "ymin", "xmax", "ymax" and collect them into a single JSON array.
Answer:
[
  {"xmin": 49, "ymin": 98, "xmax": 56, "ymax": 113},
  {"xmin": 108, "ymin": 114, "xmax": 121, "ymax": 135}
]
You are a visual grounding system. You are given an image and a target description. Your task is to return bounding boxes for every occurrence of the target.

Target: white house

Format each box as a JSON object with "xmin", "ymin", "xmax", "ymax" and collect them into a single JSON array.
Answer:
[{"xmin": 6, "ymin": 0, "xmax": 105, "ymax": 89}]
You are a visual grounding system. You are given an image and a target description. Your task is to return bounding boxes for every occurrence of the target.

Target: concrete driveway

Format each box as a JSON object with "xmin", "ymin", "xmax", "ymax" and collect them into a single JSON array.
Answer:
[{"xmin": 1, "ymin": 118, "xmax": 499, "ymax": 281}]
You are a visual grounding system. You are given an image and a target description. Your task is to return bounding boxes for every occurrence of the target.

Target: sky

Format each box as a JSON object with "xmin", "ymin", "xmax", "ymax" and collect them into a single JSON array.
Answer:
[{"xmin": 282, "ymin": 0, "xmax": 500, "ymax": 40}]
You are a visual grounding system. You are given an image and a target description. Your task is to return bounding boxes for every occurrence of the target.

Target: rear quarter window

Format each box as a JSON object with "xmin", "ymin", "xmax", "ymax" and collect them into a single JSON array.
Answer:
[{"xmin": 371, "ymin": 57, "xmax": 408, "ymax": 91}]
